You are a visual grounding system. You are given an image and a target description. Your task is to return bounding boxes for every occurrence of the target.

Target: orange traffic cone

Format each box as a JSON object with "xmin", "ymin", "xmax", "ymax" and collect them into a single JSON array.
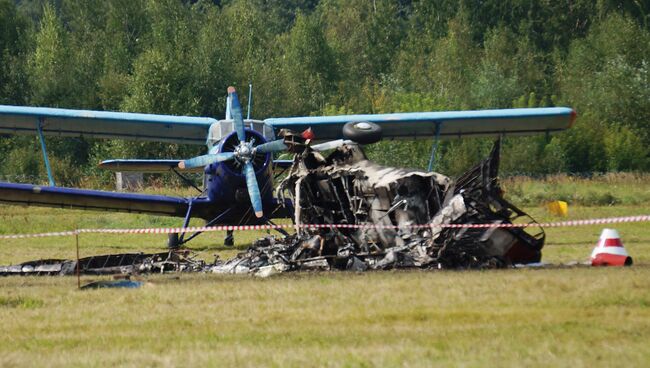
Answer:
[{"xmin": 591, "ymin": 228, "xmax": 633, "ymax": 266}]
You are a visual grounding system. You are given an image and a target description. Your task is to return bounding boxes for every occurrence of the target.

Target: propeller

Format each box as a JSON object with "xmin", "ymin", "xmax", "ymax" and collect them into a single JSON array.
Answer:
[
  {"xmin": 177, "ymin": 152, "xmax": 234, "ymax": 169},
  {"xmin": 179, "ymin": 87, "xmax": 287, "ymax": 218}
]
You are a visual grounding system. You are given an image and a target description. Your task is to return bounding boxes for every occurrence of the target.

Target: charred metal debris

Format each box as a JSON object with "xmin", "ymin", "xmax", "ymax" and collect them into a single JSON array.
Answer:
[
  {"xmin": 211, "ymin": 138, "xmax": 544, "ymax": 276},
  {"xmin": 0, "ymin": 250, "xmax": 207, "ymax": 276},
  {"xmin": 1, "ymin": 139, "xmax": 545, "ymax": 277}
]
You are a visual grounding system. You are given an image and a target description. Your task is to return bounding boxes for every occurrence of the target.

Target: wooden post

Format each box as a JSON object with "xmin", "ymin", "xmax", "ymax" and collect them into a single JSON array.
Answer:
[{"xmin": 75, "ymin": 231, "xmax": 81, "ymax": 289}]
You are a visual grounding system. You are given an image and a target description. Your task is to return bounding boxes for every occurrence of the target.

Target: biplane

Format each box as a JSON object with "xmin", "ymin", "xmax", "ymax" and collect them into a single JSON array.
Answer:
[{"xmin": 0, "ymin": 86, "xmax": 575, "ymax": 246}]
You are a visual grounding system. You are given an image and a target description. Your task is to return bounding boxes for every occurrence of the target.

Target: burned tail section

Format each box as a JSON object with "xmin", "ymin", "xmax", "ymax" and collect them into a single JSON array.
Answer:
[{"xmin": 430, "ymin": 140, "xmax": 544, "ymax": 268}]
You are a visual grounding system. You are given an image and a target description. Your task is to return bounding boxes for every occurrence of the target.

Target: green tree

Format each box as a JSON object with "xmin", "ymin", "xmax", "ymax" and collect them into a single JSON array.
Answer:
[
  {"xmin": 0, "ymin": 0, "xmax": 30, "ymax": 104},
  {"xmin": 393, "ymin": 0, "xmax": 458, "ymax": 91},
  {"xmin": 604, "ymin": 125, "xmax": 649, "ymax": 171},
  {"xmin": 282, "ymin": 12, "xmax": 337, "ymax": 115},
  {"xmin": 560, "ymin": 13, "xmax": 650, "ymax": 137},
  {"xmin": 28, "ymin": 3, "xmax": 73, "ymax": 107},
  {"xmin": 317, "ymin": 0, "xmax": 405, "ymax": 111},
  {"xmin": 401, "ymin": 8, "xmax": 479, "ymax": 109},
  {"xmin": 98, "ymin": 0, "xmax": 149, "ymax": 110},
  {"xmin": 556, "ymin": 13, "xmax": 650, "ymax": 173}
]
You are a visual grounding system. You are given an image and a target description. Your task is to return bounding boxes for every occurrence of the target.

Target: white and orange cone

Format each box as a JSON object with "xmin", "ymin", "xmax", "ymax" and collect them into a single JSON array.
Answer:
[{"xmin": 591, "ymin": 228, "xmax": 633, "ymax": 266}]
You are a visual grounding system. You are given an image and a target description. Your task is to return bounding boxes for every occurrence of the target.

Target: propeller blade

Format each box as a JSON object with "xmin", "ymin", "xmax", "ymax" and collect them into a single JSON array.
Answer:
[
  {"xmin": 178, "ymin": 152, "xmax": 235, "ymax": 169},
  {"xmin": 310, "ymin": 139, "xmax": 354, "ymax": 152},
  {"xmin": 243, "ymin": 161, "xmax": 264, "ymax": 218},
  {"xmin": 255, "ymin": 139, "xmax": 287, "ymax": 154},
  {"xmin": 228, "ymin": 86, "xmax": 246, "ymax": 142}
]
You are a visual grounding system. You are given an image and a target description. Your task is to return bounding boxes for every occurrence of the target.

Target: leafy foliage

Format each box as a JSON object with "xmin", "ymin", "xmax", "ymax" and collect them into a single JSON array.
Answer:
[{"xmin": 1, "ymin": 0, "xmax": 650, "ymax": 186}]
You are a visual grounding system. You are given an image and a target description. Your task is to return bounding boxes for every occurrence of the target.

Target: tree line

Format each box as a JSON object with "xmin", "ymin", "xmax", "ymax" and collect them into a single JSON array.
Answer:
[{"xmin": 0, "ymin": 0, "xmax": 649, "ymax": 186}]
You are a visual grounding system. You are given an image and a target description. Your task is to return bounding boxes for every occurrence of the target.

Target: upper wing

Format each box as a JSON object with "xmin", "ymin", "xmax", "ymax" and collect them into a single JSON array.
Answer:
[
  {"xmin": 265, "ymin": 107, "xmax": 576, "ymax": 141},
  {"xmin": 0, "ymin": 105, "xmax": 216, "ymax": 145}
]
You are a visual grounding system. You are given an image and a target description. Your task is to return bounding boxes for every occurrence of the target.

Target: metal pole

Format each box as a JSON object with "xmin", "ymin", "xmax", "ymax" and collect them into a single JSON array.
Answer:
[
  {"xmin": 36, "ymin": 117, "xmax": 55, "ymax": 186},
  {"xmin": 75, "ymin": 231, "xmax": 81, "ymax": 289}
]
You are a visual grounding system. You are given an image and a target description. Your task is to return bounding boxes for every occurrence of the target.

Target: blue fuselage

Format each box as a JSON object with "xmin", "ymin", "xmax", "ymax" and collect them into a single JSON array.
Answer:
[{"xmin": 202, "ymin": 129, "xmax": 275, "ymax": 221}]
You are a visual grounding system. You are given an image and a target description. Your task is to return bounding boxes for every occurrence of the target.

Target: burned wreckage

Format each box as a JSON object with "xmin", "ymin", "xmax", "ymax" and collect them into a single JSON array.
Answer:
[
  {"xmin": 1, "ymin": 139, "xmax": 545, "ymax": 277},
  {"xmin": 211, "ymin": 138, "xmax": 544, "ymax": 275}
]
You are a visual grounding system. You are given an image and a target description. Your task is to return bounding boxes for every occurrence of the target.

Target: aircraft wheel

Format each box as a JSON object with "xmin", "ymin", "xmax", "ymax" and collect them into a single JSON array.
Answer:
[
  {"xmin": 224, "ymin": 230, "xmax": 234, "ymax": 246},
  {"xmin": 342, "ymin": 121, "xmax": 382, "ymax": 144},
  {"xmin": 168, "ymin": 233, "xmax": 180, "ymax": 249}
]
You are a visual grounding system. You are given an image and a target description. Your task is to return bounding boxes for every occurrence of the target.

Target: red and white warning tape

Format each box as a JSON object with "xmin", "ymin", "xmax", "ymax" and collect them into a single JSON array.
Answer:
[{"xmin": 0, "ymin": 215, "xmax": 648, "ymax": 240}]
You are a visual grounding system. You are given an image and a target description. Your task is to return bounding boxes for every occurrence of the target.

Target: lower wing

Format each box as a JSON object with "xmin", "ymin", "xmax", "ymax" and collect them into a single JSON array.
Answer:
[
  {"xmin": 0, "ymin": 182, "xmax": 292, "ymax": 222},
  {"xmin": 0, "ymin": 182, "xmax": 202, "ymax": 218},
  {"xmin": 99, "ymin": 159, "xmax": 203, "ymax": 173}
]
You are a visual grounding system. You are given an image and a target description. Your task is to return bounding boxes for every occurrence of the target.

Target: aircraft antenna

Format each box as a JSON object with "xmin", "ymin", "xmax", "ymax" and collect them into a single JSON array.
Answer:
[{"xmin": 247, "ymin": 82, "xmax": 253, "ymax": 120}]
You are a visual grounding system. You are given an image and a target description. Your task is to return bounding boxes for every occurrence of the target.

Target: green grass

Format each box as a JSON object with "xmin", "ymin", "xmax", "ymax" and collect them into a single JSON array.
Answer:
[
  {"xmin": 1, "ymin": 269, "xmax": 649, "ymax": 366},
  {"xmin": 1, "ymin": 177, "xmax": 650, "ymax": 366}
]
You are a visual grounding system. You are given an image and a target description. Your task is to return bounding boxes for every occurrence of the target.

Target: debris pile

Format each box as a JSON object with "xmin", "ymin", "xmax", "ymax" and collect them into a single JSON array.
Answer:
[
  {"xmin": 212, "ymin": 139, "xmax": 545, "ymax": 276},
  {"xmin": 0, "ymin": 250, "xmax": 206, "ymax": 276}
]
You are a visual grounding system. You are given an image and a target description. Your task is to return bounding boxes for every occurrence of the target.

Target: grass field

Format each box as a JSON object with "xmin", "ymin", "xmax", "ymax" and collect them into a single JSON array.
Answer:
[{"xmin": 1, "ymin": 176, "xmax": 649, "ymax": 367}]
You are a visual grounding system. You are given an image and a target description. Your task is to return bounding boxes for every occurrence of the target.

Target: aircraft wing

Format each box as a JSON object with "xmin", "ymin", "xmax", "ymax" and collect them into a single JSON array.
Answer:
[
  {"xmin": 0, "ymin": 182, "xmax": 292, "ymax": 221},
  {"xmin": 265, "ymin": 107, "xmax": 576, "ymax": 141},
  {"xmin": 0, "ymin": 182, "xmax": 212, "ymax": 219},
  {"xmin": 99, "ymin": 159, "xmax": 203, "ymax": 173},
  {"xmin": 0, "ymin": 105, "xmax": 216, "ymax": 145}
]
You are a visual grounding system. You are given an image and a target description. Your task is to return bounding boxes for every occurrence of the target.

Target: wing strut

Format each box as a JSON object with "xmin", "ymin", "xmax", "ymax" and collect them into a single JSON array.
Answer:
[
  {"xmin": 427, "ymin": 122, "xmax": 442, "ymax": 172},
  {"xmin": 36, "ymin": 117, "xmax": 55, "ymax": 186},
  {"xmin": 177, "ymin": 198, "xmax": 194, "ymax": 246}
]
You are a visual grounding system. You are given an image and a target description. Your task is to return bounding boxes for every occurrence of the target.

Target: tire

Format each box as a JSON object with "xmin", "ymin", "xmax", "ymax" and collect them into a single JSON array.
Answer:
[
  {"xmin": 342, "ymin": 121, "xmax": 382, "ymax": 144},
  {"xmin": 168, "ymin": 233, "xmax": 180, "ymax": 249}
]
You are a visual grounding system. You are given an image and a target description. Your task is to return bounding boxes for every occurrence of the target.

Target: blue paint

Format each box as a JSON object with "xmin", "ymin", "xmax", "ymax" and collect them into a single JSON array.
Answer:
[
  {"xmin": 81, "ymin": 280, "xmax": 143, "ymax": 289},
  {"xmin": 230, "ymin": 89, "xmax": 247, "ymax": 142},
  {"xmin": 205, "ymin": 129, "xmax": 274, "ymax": 215},
  {"xmin": 0, "ymin": 105, "xmax": 215, "ymax": 144},
  {"xmin": 266, "ymin": 107, "xmax": 574, "ymax": 125},
  {"xmin": 0, "ymin": 105, "xmax": 216, "ymax": 125}
]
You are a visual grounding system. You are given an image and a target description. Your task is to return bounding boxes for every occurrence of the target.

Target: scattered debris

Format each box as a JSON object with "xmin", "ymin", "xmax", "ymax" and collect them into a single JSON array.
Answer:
[
  {"xmin": 1, "ymin": 140, "xmax": 546, "ymax": 277},
  {"xmin": 0, "ymin": 250, "xmax": 206, "ymax": 276}
]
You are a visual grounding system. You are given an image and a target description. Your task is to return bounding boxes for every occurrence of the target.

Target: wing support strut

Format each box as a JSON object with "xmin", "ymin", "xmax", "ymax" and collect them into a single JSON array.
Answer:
[
  {"xmin": 179, "ymin": 206, "xmax": 235, "ymax": 245},
  {"xmin": 171, "ymin": 167, "xmax": 203, "ymax": 194},
  {"xmin": 427, "ymin": 122, "xmax": 442, "ymax": 172},
  {"xmin": 177, "ymin": 198, "xmax": 194, "ymax": 244},
  {"xmin": 36, "ymin": 117, "xmax": 55, "ymax": 186}
]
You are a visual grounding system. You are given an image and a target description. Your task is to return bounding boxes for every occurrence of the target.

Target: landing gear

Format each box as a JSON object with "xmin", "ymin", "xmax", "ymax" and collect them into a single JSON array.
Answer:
[
  {"xmin": 342, "ymin": 121, "xmax": 382, "ymax": 144},
  {"xmin": 168, "ymin": 233, "xmax": 180, "ymax": 249},
  {"xmin": 224, "ymin": 230, "xmax": 234, "ymax": 246}
]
